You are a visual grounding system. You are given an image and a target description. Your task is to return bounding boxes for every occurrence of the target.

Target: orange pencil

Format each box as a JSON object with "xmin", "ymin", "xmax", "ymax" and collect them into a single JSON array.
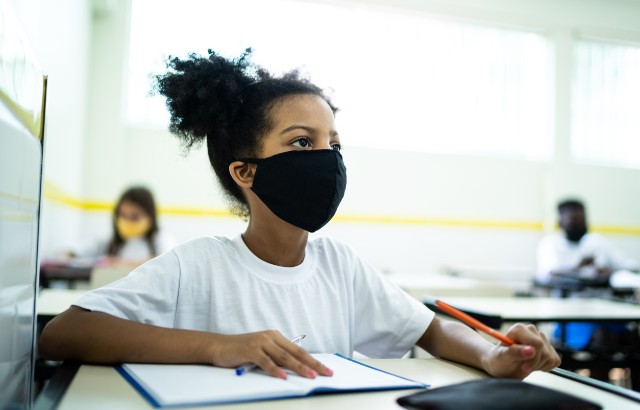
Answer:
[{"xmin": 435, "ymin": 300, "xmax": 516, "ymax": 346}]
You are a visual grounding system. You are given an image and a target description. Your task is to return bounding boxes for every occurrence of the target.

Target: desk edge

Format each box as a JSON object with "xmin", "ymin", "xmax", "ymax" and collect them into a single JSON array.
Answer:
[
  {"xmin": 550, "ymin": 368, "xmax": 640, "ymax": 403},
  {"xmin": 33, "ymin": 361, "xmax": 80, "ymax": 410}
]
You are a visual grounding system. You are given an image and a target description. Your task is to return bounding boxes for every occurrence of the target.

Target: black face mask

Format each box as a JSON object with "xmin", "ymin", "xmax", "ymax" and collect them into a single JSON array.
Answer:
[
  {"xmin": 240, "ymin": 149, "xmax": 347, "ymax": 232},
  {"xmin": 565, "ymin": 224, "xmax": 587, "ymax": 242}
]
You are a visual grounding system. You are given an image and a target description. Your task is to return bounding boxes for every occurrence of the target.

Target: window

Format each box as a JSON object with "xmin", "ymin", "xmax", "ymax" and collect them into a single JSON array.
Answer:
[
  {"xmin": 571, "ymin": 39, "xmax": 640, "ymax": 169},
  {"xmin": 127, "ymin": 0, "xmax": 553, "ymax": 159}
]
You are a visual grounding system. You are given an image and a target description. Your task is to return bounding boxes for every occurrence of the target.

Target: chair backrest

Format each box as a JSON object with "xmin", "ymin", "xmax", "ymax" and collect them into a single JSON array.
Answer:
[{"xmin": 89, "ymin": 267, "xmax": 133, "ymax": 289}]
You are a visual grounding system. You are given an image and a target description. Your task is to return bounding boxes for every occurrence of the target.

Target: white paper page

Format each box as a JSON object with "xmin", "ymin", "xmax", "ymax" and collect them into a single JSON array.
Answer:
[
  {"xmin": 122, "ymin": 363, "xmax": 303, "ymax": 406},
  {"xmin": 288, "ymin": 354, "xmax": 424, "ymax": 392}
]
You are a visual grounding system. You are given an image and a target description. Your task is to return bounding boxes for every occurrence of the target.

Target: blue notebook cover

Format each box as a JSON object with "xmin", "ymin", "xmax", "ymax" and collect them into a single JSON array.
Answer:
[{"xmin": 116, "ymin": 353, "xmax": 428, "ymax": 408}]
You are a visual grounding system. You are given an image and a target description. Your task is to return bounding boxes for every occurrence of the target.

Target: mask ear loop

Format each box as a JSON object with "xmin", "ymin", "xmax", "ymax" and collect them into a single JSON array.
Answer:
[
  {"xmin": 236, "ymin": 158, "xmax": 260, "ymax": 165},
  {"xmin": 237, "ymin": 150, "xmax": 342, "ymax": 166}
]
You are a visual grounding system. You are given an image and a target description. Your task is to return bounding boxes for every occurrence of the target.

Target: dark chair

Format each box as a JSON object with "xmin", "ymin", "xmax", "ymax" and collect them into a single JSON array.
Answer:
[{"xmin": 532, "ymin": 278, "xmax": 639, "ymax": 390}]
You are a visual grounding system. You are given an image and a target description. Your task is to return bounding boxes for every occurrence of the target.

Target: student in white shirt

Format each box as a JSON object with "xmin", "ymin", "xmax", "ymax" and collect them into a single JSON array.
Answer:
[
  {"xmin": 537, "ymin": 199, "xmax": 640, "ymax": 286},
  {"xmin": 40, "ymin": 48, "xmax": 560, "ymax": 380},
  {"xmin": 536, "ymin": 199, "xmax": 639, "ymax": 354}
]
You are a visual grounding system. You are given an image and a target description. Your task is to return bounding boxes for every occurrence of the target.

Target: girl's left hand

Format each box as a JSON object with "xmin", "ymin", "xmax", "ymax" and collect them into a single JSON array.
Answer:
[{"xmin": 481, "ymin": 323, "xmax": 561, "ymax": 379}]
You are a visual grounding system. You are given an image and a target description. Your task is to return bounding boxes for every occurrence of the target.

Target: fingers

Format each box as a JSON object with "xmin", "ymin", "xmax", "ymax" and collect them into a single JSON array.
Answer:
[
  {"xmin": 503, "ymin": 324, "xmax": 561, "ymax": 375},
  {"xmin": 506, "ymin": 323, "xmax": 540, "ymax": 345},
  {"xmin": 537, "ymin": 332, "xmax": 562, "ymax": 371},
  {"xmin": 249, "ymin": 331, "xmax": 333, "ymax": 379},
  {"xmin": 263, "ymin": 343, "xmax": 317, "ymax": 379},
  {"xmin": 252, "ymin": 351, "xmax": 289, "ymax": 379},
  {"xmin": 275, "ymin": 339, "xmax": 334, "ymax": 377},
  {"xmin": 272, "ymin": 332, "xmax": 333, "ymax": 378}
]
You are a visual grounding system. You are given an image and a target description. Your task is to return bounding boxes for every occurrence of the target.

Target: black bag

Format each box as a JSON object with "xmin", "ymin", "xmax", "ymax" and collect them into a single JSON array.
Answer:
[{"xmin": 397, "ymin": 379, "xmax": 602, "ymax": 410}]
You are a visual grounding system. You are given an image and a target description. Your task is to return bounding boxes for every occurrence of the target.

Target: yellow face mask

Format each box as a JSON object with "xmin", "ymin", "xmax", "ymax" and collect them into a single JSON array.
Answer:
[{"xmin": 116, "ymin": 217, "xmax": 151, "ymax": 240}]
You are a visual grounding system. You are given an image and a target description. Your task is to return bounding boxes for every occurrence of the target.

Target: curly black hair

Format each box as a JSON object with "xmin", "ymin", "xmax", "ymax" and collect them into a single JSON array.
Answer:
[{"xmin": 154, "ymin": 48, "xmax": 337, "ymax": 219}]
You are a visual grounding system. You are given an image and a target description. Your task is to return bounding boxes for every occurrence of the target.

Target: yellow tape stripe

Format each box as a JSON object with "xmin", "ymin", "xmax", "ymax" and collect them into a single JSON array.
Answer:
[
  {"xmin": 0, "ymin": 191, "xmax": 22, "ymax": 201},
  {"xmin": 159, "ymin": 207, "xmax": 233, "ymax": 217},
  {"xmin": 591, "ymin": 225, "xmax": 640, "ymax": 236},
  {"xmin": 42, "ymin": 180, "xmax": 640, "ymax": 234},
  {"xmin": 1, "ymin": 213, "xmax": 34, "ymax": 222},
  {"xmin": 332, "ymin": 214, "xmax": 543, "ymax": 230},
  {"xmin": 0, "ymin": 190, "xmax": 38, "ymax": 204},
  {"xmin": 43, "ymin": 180, "xmax": 232, "ymax": 216},
  {"xmin": 43, "ymin": 181, "xmax": 113, "ymax": 211}
]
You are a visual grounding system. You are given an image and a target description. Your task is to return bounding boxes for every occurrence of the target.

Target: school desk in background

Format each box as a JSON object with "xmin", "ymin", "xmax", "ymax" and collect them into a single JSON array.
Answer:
[
  {"xmin": 39, "ymin": 258, "xmax": 93, "ymax": 288},
  {"xmin": 39, "ymin": 257, "xmax": 133, "ymax": 289},
  {"xmin": 425, "ymin": 296, "xmax": 640, "ymax": 390}
]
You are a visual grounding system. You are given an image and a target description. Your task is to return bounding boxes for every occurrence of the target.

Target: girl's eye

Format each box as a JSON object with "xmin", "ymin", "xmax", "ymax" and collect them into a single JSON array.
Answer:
[
  {"xmin": 331, "ymin": 144, "xmax": 342, "ymax": 152},
  {"xmin": 292, "ymin": 138, "xmax": 311, "ymax": 148}
]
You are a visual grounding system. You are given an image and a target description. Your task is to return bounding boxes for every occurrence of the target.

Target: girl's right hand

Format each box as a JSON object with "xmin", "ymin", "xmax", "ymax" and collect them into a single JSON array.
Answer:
[{"xmin": 207, "ymin": 330, "xmax": 333, "ymax": 379}]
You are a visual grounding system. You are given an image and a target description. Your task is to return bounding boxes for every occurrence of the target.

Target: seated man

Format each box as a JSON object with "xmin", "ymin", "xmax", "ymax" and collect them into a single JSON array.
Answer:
[
  {"xmin": 536, "ymin": 199, "xmax": 639, "ymax": 352},
  {"xmin": 537, "ymin": 199, "xmax": 640, "ymax": 289}
]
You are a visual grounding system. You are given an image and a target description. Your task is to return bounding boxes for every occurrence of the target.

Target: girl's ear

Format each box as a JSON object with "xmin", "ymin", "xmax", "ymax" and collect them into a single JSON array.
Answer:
[{"xmin": 229, "ymin": 161, "xmax": 256, "ymax": 188}]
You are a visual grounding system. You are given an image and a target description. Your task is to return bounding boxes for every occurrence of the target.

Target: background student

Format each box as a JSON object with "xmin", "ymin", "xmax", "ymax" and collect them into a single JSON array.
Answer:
[
  {"xmin": 536, "ymin": 198, "xmax": 639, "ymax": 380},
  {"xmin": 537, "ymin": 199, "xmax": 640, "ymax": 288},
  {"xmin": 72, "ymin": 186, "xmax": 177, "ymax": 267},
  {"xmin": 39, "ymin": 48, "xmax": 560, "ymax": 381}
]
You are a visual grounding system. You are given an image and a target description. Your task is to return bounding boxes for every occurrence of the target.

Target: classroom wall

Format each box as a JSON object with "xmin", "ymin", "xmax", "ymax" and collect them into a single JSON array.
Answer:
[
  {"xmin": 35, "ymin": 0, "xmax": 640, "ymax": 279},
  {"xmin": 11, "ymin": 0, "xmax": 92, "ymax": 257}
]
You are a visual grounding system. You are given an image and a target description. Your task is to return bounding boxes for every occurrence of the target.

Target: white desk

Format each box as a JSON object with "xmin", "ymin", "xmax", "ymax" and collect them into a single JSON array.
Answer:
[
  {"xmin": 387, "ymin": 273, "xmax": 516, "ymax": 299},
  {"xmin": 37, "ymin": 289, "xmax": 87, "ymax": 319},
  {"xmin": 423, "ymin": 295, "xmax": 640, "ymax": 391},
  {"xmin": 35, "ymin": 358, "xmax": 640, "ymax": 410},
  {"xmin": 33, "ymin": 292, "xmax": 640, "ymax": 409},
  {"xmin": 423, "ymin": 296, "xmax": 640, "ymax": 327}
]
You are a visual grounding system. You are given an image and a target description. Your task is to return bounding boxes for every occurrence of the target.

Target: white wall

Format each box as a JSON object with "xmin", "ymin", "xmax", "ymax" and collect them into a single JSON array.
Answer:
[
  {"xmin": 11, "ymin": 0, "xmax": 92, "ymax": 256},
  {"xmin": 36, "ymin": 0, "xmax": 640, "ymax": 279}
]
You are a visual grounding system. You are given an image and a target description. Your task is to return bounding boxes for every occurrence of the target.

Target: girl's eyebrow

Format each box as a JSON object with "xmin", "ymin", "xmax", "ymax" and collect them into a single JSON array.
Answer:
[{"xmin": 279, "ymin": 124, "xmax": 338, "ymax": 137}]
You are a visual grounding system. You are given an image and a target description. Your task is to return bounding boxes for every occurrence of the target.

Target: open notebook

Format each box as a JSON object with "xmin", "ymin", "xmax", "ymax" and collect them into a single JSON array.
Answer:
[{"xmin": 117, "ymin": 353, "xmax": 427, "ymax": 408}]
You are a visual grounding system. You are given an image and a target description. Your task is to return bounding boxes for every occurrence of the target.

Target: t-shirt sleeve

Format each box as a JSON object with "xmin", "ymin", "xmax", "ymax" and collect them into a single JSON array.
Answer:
[
  {"xmin": 349, "ymin": 250, "xmax": 434, "ymax": 358},
  {"xmin": 73, "ymin": 250, "xmax": 181, "ymax": 327}
]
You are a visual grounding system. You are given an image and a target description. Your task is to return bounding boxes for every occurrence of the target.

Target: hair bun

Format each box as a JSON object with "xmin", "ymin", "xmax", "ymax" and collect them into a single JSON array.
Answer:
[
  {"xmin": 154, "ymin": 47, "xmax": 335, "ymax": 220},
  {"xmin": 155, "ymin": 48, "xmax": 257, "ymax": 148}
]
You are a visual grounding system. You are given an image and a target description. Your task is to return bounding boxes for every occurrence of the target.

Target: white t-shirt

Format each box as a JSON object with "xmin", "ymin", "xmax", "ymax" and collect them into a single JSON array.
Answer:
[
  {"xmin": 536, "ymin": 232, "xmax": 640, "ymax": 283},
  {"xmin": 73, "ymin": 235, "xmax": 434, "ymax": 358},
  {"xmin": 75, "ymin": 231, "xmax": 177, "ymax": 262},
  {"xmin": 117, "ymin": 232, "xmax": 177, "ymax": 261}
]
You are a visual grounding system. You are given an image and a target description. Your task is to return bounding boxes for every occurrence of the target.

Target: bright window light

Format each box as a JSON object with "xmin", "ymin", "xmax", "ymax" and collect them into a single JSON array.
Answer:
[
  {"xmin": 571, "ymin": 40, "xmax": 640, "ymax": 169},
  {"xmin": 127, "ymin": 0, "xmax": 554, "ymax": 160}
]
